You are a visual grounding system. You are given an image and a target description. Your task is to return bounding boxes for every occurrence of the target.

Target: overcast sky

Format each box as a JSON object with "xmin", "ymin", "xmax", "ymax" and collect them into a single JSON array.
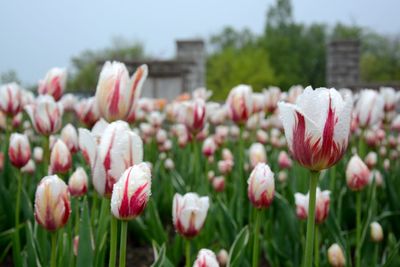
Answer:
[{"xmin": 0, "ymin": 0, "xmax": 398, "ymax": 86}]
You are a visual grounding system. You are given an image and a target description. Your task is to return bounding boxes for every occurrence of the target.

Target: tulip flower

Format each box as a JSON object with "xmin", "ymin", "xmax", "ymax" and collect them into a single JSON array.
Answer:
[
  {"xmin": 278, "ymin": 151, "xmax": 292, "ymax": 169},
  {"xmin": 364, "ymin": 151, "xmax": 377, "ymax": 169},
  {"xmin": 74, "ymin": 97, "xmax": 100, "ymax": 127},
  {"xmin": 110, "ymin": 163, "xmax": 151, "ymax": 220},
  {"xmin": 34, "ymin": 175, "xmax": 71, "ymax": 231},
  {"xmin": 95, "ymin": 61, "xmax": 148, "ymax": 122},
  {"xmin": 8, "ymin": 133, "xmax": 31, "ymax": 168},
  {"xmin": 38, "ymin": 67, "xmax": 67, "ymax": 101},
  {"xmin": 226, "ymin": 84, "xmax": 253, "ymax": 124},
  {"xmin": 370, "ymin": 221, "xmax": 383, "ymax": 243},
  {"xmin": 294, "ymin": 188, "xmax": 330, "ymax": 224},
  {"xmin": 79, "ymin": 120, "xmax": 143, "ymax": 197},
  {"xmin": 178, "ymin": 98, "xmax": 207, "ymax": 133},
  {"xmin": 59, "ymin": 93, "xmax": 77, "ymax": 112},
  {"xmin": 287, "ymin": 85, "xmax": 304, "ymax": 103},
  {"xmin": 25, "ymin": 95, "xmax": 64, "ymax": 136},
  {"xmin": 61, "ymin": 123, "xmax": 79, "ymax": 153},
  {"xmin": 68, "ymin": 167, "xmax": 88, "ymax": 197},
  {"xmin": 164, "ymin": 158, "xmax": 175, "ymax": 170},
  {"xmin": 0, "ymin": 82, "xmax": 23, "ymax": 116},
  {"xmin": 380, "ymin": 87, "xmax": 396, "ymax": 112},
  {"xmin": 173, "ymin": 192, "xmax": 209, "ymax": 238},
  {"xmin": 247, "ymin": 163, "xmax": 275, "ymax": 209},
  {"xmin": 202, "ymin": 137, "xmax": 217, "ymax": 157},
  {"xmin": 193, "ymin": 87, "xmax": 213, "ymax": 100},
  {"xmin": 217, "ymin": 249, "xmax": 228, "ymax": 267},
  {"xmin": 212, "ymin": 176, "xmax": 225, "ymax": 192},
  {"xmin": 33, "ymin": 146, "xmax": 44, "ymax": 163},
  {"xmin": 346, "ymin": 154, "xmax": 370, "ymax": 191},
  {"xmin": 278, "ymin": 86, "xmax": 353, "ymax": 171},
  {"xmin": 391, "ymin": 115, "xmax": 400, "ymax": 132},
  {"xmin": 354, "ymin": 89, "xmax": 384, "ymax": 128},
  {"xmin": 263, "ymin": 86, "xmax": 281, "ymax": 113},
  {"xmin": 50, "ymin": 139, "xmax": 72, "ymax": 174},
  {"xmin": 248, "ymin": 143, "xmax": 267, "ymax": 169},
  {"xmin": 327, "ymin": 244, "xmax": 345, "ymax": 267},
  {"xmin": 21, "ymin": 159, "xmax": 36, "ymax": 174},
  {"xmin": 193, "ymin": 249, "xmax": 220, "ymax": 267}
]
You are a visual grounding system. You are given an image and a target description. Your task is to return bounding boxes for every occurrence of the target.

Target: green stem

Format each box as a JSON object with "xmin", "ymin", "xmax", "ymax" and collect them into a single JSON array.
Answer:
[
  {"xmin": 75, "ymin": 198, "xmax": 80, "ymax": 235},
  {"xmin": 314, "ymin": 225, "xmax": 319, "ymax": 267},
  {"xmin": 109, "ymin": 216, "xmax": 118, "ymax": 267},
  {"xmin": 185, "ymin": 239, "xmax": 191, "ymax": 267},
  {"xmin": 43, "ymin": 136, "xmax": 50, "ymax": 175},
  {"xmin": 303, "ymin": 170, "xmax": 319, "ymax": 267},
  {"xmin": 329, "ymin": 165, "xmax": 336, "ymax": 193},
  {"xmin": 373, "ymin": 244, "xmax": 378, "ymax": 267},
  {"xmin": 358, "ymin": 130, "xmax": 365, "ymax": 158},
  {"xmin": 50, "ymin": 232, "xmax": 57, "ymax": 267},
  {"xmin": 91, "ymin": 192, "xmax": 98, "ymax": 227},
  {"xmin": 119, "ymin": 221, "xmax": 128, "ymax": 267},
  {"xmin": 13, "ymin": 170, "xmax": 22, "ymax": 267},
  {"xmin": 355, "ymin": 192, "xmax": 362, "ymax": 267},
  {"xmin": 252, "ymin": 208, "xmax": 261, "ymax": 267}
]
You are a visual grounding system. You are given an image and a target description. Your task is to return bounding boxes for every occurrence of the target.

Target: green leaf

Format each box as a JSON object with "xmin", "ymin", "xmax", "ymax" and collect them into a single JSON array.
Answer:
[
  {"xmin": 77, "ymin": 198, "xmax": 93, "ymax": 267},
  {"xmin": 146, "ymin": 199, "xmax": 167, "ymax": 245},
  {"xmin": 227, "ymin": 225, "xmax": 250, "ymax": 267}
]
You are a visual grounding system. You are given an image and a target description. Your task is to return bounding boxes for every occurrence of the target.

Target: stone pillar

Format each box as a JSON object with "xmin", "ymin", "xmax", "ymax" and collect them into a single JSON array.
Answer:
[
  {"xmin": 327, "ymin": 40, "xmax": 360, "ymax": 88},
  {"xmin": 176, "ymin": 40, "xmax": 205, "ymax": 92}
]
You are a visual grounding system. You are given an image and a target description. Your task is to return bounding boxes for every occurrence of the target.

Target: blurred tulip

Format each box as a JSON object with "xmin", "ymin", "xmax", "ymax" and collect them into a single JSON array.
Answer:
[
  {"xmin": 247, "ymin": 163, "xmax": 275, "ymax": 209},
  {"xmin": 50, "ymin": 139, "xmax": 72, "ymax": 174},
  {"xmin": 278, "ymin": 171, "xmax": 288, "ymax": 183},
  {"xmin": 95, "ymin": 61, "xmax": 147, "ymax": 122},
  {"xmin": 252, "ymin": 93, "xmax": 265, "ymax": 113},
  {"xmin": 327, "ymin": 244, "xmax": 345, "ymax": 267},
  {"xmin": 287, "ymin": 85, "xmax": 304, "ymax": 103},
  {"xmin": 164, "ymin": 158, "xmax": 175, "ymax": 170},
  {"xmin": 383, "ymin": 158, "xmax": 390, "ymax": 171},
  {"xmin": 34, "ymin": 175, "xmax": 71, "ymax": 231},
  {"xmin": 73, "ymin": 236, "xmax": 79, "ymax": 256},
  {"xmin": 218, "ymin": 160, "xmax": 233, "ymax": 175},
  {"xmin": 25, "ymin": 95, "xmax": 63, "ymax": 136},
  {"xmin": 212, "ymin": 176, "xmax": 225, "ymax": 192},
  {"xmin": 111, "ymin": 163, "xmax": 151, "ymax": 220},
  {"xmin": 147, "ymin": 111, "xmax": 164, "ymax": 128},
  {"xmin": 59, "ymin": 93, "xmax": 77, "ymax": 112},
  {"xmin": 193, "ymin": 249, "xmax": 219, "ymax": 267},
  {"xmin": 61, "ymin": 124, "xmax": 79, "ymax": 153},
  {"xmin": 263, "ymin": 86, "xmax": 281, "ymax": 113},
  {"xmin": 226, "ymin": 84, "xmax": 253, "ymax": 124},
  {"xmin": 278, "ymin": 151, "xmax": 292, "ymax": 169},
  {"xmin": 202, "ymin": 137, "xmax": 217, "ymax": 157},
  {"xmin": 294, "ymin": 188, "xmax": 330, "ymax": 223},
  {"xmin": 346, "ymin": 154, "xmax": 370, "ymax": 191},
  {"xmin": 0, "ymin": 82, "xmax": 23, "ymax": 116},
  {"xmin": 249, "ymin": 143, "xmax": 267, "ymax": 168},
  {"xmin": 21, "ymin": 159, "xmax": 36, "ymax": 174},
  {"xmin": 0, "ymin": 152, "xmax": 3, "ymax": 172},
  {"xmin": 79, "ymin": 120, "xmax": 143, "ymax": 197},
  {"xmin": 364, "ymin": 151, "xmax": 377, "ymax": 169},
  {"xmin": 156, "ymin": 129, "xmax": 168, "ymax": 144},
  {"xmin": 354, "ymin": 89, "xmax": 384, "ymax": 128},
  {"xmin": 38, "ymin": 67, "xmax": 67, "ymax": 101},
  {"xmin": 178, "ymin": 98, "xmax": 207, "ymax": 133},
  {"xmin": 391, "ymin": 115, "xmax": 400, "ymax": 132},
  {"xmin": 8, "ymin": 133, "xmax": 31, "ymax": 168},
  {"xmin": 278, "ymin": 86, "xmax": 352, "ymax": 171},
  {"xmin": 222, "ymin": 148, "xmax": 233, "ymax": 162},
  {"xmin": 193, "ymin": 87, "xmax": 212, "ymax": 100},
  {"xmin": 74, "ymin": 97, "xmax": 100, "ymax": 127},
  {"xmin": 380, "ymin": 87, "xmax": 396, "ymax": 112},
  {"xmin": 256, "ymin": 130, "xmax": 268, "ymax": 144},
  {"xmin": 33, "ymin": 146, "xmax": 44, "ymax": 163},
  {"xmin": 217, "ymin": 249, "xmax": 228, "ymax": 267},
  {"xmin": 173, "ymin": 192, "xmax": 209, "ymax": 238},
  {"xmin": 68, "ymin": 167, "xmax": 88, "ymax": 197},
  {"xmin": 369, "ymin": 170, "xmax": 383, "ymax": 187},
  {"xmin": 12, "ymin": 112, "xmax": 23, "ymax": 129},
  {"xmin": 370, "ymin": 221, "xmax": 384, "ymax": 242}
]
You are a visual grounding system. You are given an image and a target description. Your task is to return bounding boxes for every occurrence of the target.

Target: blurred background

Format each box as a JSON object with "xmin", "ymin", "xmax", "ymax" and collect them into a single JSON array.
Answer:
[{"xmin": 1, "ymin": 0, "xmax": 399, "ymax": 100}]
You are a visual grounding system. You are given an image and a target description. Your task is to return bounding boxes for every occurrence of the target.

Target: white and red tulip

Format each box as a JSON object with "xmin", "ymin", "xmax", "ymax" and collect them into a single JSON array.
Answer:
[
  {"xmin": 193, "ymin": 249, "xmax": 220, "ymax": 267},
  {"xmin": 226, "ymin": 84, "xmax": 253, "ymax": 124},
  {"xmin": 8, "ymin": 133, "xmax": 31, "ymax": 168},
  {"xmin": 294, "ymin": 188, "xmax": 330, "ymax": 224},
  {"xmin": 38, "ymin": 67, "xmax": 67, "ymax": 101},
  {"xmin": 50, "ymin": 139, "xmax": 72, "ymax": 174},
  {"xmin": 61, "ymin": 123, "xmax": 79, "ymax": 154},
  {"xmin": 0, "ymin": 82, "xmax": 23, "ymax": 116},
  {"xmin": 68, "ymin": 167, "xmax": 88, "ymax": 197},
  {"xmin": 247, "ymin": 163, "xmax": 275, "ymax": 209},
  {"xmin": 354, "ymin": 89, "xmax": 384, "ymax": 128},
  {"xmin": 346, "ymin": 154, "xmax": 370, "ymax": 191}
]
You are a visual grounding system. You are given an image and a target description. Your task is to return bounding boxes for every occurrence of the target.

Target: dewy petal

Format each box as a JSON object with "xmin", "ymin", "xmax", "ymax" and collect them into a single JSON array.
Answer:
[
  {"xmin": 78, "ymin": 128, "xmax": 97, "ymax": 167},
  {"xmin": 333, "ymin": 90, "xmax": 353, "ymax": 145}
]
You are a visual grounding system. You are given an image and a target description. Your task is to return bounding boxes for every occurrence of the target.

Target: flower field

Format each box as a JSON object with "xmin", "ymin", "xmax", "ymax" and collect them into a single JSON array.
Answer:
[{"xmin": 0, "ymin": 62, "xmax": 400, "ymax": 267}]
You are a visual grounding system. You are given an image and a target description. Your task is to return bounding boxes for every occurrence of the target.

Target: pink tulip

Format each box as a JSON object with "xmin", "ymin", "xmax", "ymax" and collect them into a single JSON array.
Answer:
[
  {"xmin": 247, "ymin": 163, "xmax": 275, "ymax": 209},
  {"xmin": 95, "ymin": 61, "xmax": 147, "ymax": 122},
  {"xmin": 278, "ymin": 151, "xmax": 292, "ymax": 169},
  {"xmin": 278, "ymin": 86, "xmax": 353, "ymax": 171},
  {"xmin": 0, "ymin": 82, "xmax": 23, "ymax": 116},
  {"xmin": 25, "ymin": 95, "xmax": 63, "ymax": 136},
  {"xmin": 212, "ymin": 176, "xmax": 225, "ymax": 192},
  {"xmin": 68, "ymin": 167, "xmax": 88, "ymax": 197},
  {"xmin": 346, "ymin": 154, "xmax": 370, "ymax": 191},
  {"xmin": 38, "ymin": 67, "xmax": 67, "ymax": 101},
  {"xmin": 34, "ymin": 175, "xmax": 71, "ymax": 231},
  {"xmin": 226, "ymin": 84, "xmax": 253, "ymax": 124},
  {"xmin": 173, "ymin": 193, "xmax": 209, "ymax": 238},
  {"xmin": 202, "ymin": 137, "xmax": 217, "ymax": 157},
  {"xmin": 50, "ymin": 139, "xmax": 72, "ymax": 174},
  {"xmin": 8, "ymin": 133, "xmax": 31, "ymax": 168},
  {"xmin": 110, "ymin": 163, "xmax": 151, "ymax": 220}
]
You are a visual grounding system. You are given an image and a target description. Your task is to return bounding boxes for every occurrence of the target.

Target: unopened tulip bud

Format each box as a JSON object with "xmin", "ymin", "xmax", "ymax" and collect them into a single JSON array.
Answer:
[
  {"xmin": 346, "ymin": 154, "xmax": 370, "ymax": 191},
  {"xmin": 164, "ymin": 158, "xmax": 175, "ymax": 170},
  {"xmin": 61, "ymin": 124, "xmax": 79, "ymax": 154},
  {"xmin": 249, "ymin": 143, "xmax": 267, "ymax": 168},
  {"xmin": 218, "ymin": 160, "xmax": 233, "ymax": 175},
  {"xmin": 68, "ymin": 167, "xmax": 88, "ymax": 197},
  {"xmin": 73, "ymin": 236, "xmax": 79, "ymax": 256},
  {"xmin": 0, "ymin": 83, "xmax": 23, "ymax": 116},
  {"xmin": 383, "ymin": 159, "xmax": 390, "ymax": 171},
  {"xmin": 178, "ymin": 98, "xmax": 207, "ymax": 133},
  {"xmin": 247, "ymin": 163, "xmax": 275, "ymax": 209},
  {"xmin": 38, "ymin": 67, "xmax": 67, "ymax": 101},
  {"xmin": 217, "ymin": 249, "xmax": 228, "ymax": 266},
  {"xmin": 34, "ymin": 175, "xmax": 71, "ymax": 231},
  {"xmin": 222, "ymin": 148, "xmax": 233, "ymax": 162},
  {"xmin": 256, "ymin": 129, "xmax": 268, "ymax": 144},
  {"xmin": 278, "ymin": 171, "xmax": 288, "ymax": 183},
  {"xmin": 327, "ymin": 244, "xmax": 345, "ymax": 267},
  {"xmin": 226, "ymin": 84, "xmax": 253, "ymax": 124},
  {"xmin": 193, "ymin": 249, "xmax": 219, "ymax": 267},
  {"xmin": 278, "ymin": 151, "xmax": 292, "ymax": 169},
  {"xmin": 8, "ymin": 133, "xmax": 31, "ymax": 168},
  {"xmin": 364, "ymin": 152, "xmax": 377, "ymax": 169},
  {"xmin": 370, "ymin": 221, "xmax": 384, "ymax": 242},
  {"xmin": 278, "ymin": 87, "xmax": 352, "ymax": 171},
  {"xmin": 172, "ymin": 192, "xmax": 209, "ymax": 238},
  {"xmin": 207, "ymin": 171, "xmax": 215, "ymax": 181},
  {"xmin": 111, "ymin": 163, "xmax": 151, "ymax": 220},
  {"xmin": 212, "ymin": 176, "xmax": 225, "ymax": 192},
  {"xmin": 202, "ymin": 137, "xmax": 217, "ymax": 157},
  {"xmin": 33, "ymin": 147, "xmax": 44, "ymax": 163},
  {"xmin": 50, "ymin": 139, "xmax": 72, "ymax": 174},
  {"xmin": 355, "ymin": 89, "xmax": 384, "ymax": 128},
  {"xmin": 369, "ymin": 170, "xmax": 383, "ymax": 187},
  {"xmin": 12, "ymin": 112, "xmax": 23, "ymax": 129},
  {"xmin": 21, "ymin": 159, "xmax": 36, "ymax": 174}
]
